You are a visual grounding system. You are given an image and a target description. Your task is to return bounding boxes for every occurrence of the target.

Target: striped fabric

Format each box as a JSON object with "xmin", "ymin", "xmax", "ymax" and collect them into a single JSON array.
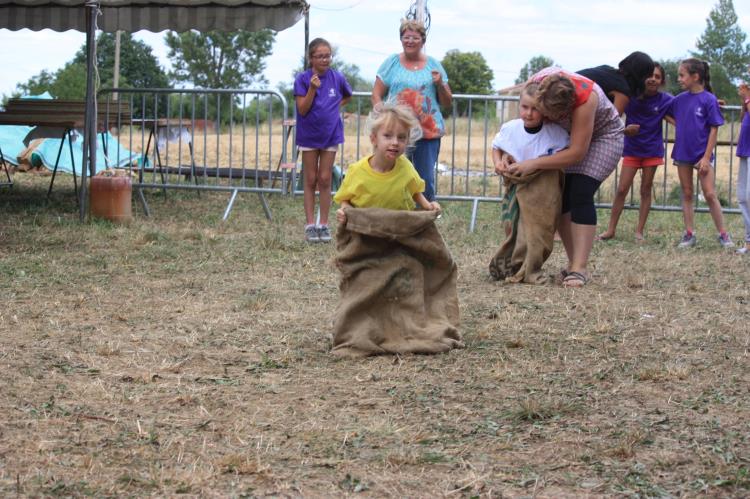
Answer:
[{"xmin": 0, "ymin": 0, "xmax": 306, "ymax": 32}]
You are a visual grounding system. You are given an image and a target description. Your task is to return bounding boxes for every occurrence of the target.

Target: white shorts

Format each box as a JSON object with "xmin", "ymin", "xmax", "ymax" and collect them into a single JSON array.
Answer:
[{"xmin": 298, "ymin": 146, "xmax": 338, "ymax": 152}]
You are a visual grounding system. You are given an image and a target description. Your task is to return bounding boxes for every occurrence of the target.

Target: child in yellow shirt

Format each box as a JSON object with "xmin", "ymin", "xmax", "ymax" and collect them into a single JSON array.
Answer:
[{"xmin": 335, "ymin": 103, "xmax": 441, "ymax": 224}]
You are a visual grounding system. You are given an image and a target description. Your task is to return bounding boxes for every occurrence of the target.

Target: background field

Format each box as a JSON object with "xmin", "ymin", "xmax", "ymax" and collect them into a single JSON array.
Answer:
[{"xmin": 1, "ymin": 174, "xmax": 748, "ymax": 497}]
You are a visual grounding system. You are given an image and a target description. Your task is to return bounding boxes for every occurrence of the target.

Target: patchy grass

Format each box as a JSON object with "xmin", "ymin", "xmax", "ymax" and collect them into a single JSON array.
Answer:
[{"xmin": 1, "ymin": 174, "xmax": 749, "ymax": 497}]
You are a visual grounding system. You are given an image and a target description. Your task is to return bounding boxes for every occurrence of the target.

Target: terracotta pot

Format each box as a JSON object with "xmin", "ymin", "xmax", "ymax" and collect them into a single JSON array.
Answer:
[{"xmin": 89, "ymin": 175, "xmax": 133, "ymax": 223}]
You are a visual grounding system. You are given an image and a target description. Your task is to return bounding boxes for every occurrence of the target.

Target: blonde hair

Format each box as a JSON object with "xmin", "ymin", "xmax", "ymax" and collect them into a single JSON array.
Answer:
[
  {"xmin": 520, "ymin": 81, "xmax": 540, "ymax": 100},
  {"xmin": 399, "ymin": 19, "xmax": 426, "ymax": 43},
  {"xmin": 535, "ymin": 74, "xmax": 576, "ymax": 121},
  {"xmin": 367, "ymin": 102, "xmax": 422, "ymax": 147}
]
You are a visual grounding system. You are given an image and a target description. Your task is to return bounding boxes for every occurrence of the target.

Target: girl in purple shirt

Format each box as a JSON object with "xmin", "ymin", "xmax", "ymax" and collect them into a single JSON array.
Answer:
[
  {"xmin": 598, "ymin": 63, "xmax": 673, "ymax": 242},
  {"xmin": 736, "ymin": 82, "xmax": 750, "ymax": 254},
  {"xmin": 294, "ymin": 38, "xmax": 352, "ymax": 243},
  {"xmin": 667, "ymin": 58, "xmax": 733, "ymax": 249}
]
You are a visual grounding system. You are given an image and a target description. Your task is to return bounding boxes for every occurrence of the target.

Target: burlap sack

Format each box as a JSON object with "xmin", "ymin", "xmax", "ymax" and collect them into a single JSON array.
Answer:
[
  {"xmin": 332, "ymin": 207, "xmax": 463, "ymax": 358},
  {"xmin": 489, "ymin": 169, "xmax": 564, "ymax": 284}
]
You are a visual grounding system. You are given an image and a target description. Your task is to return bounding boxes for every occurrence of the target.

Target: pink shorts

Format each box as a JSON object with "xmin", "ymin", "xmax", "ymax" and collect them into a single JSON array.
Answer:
[
  {"xmin": 622, "ymin": 156, "xmax": 663, "ymax": 168},
  {"xmin": 298, "ymin": 146, "xmax": 338, "ymax": 152}
]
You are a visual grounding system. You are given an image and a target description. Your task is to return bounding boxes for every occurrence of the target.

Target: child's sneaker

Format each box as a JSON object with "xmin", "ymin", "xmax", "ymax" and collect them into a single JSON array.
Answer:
[
  {"xmin": 304, "ymin": 224, "xmax": 319, "ymax": 243},
  {"xmin": 317, "ymin": 225, "xmax": 332, "ymax": 243},
  {"xmin": 677, "ymin": 231, "xmax": 697, "ymax": 248},
  {"xmin": 717, "ymin": 233, "xmax": 735, "ymax": 248},
  {"xmin": 736, "ymin": 246, "xmax": 749, "ymax": 255}
]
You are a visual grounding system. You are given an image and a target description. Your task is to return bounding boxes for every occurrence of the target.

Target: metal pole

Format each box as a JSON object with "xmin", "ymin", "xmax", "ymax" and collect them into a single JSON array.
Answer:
[
  {"xmin": 80, "ymin": 0, "xmax": 98, "ymax": 222},
  {"xmin": 303, "ymin": 7, "xmax": 310, "ymax": 69},
  {"xmin": 113, "ymin": 30, "xmax": 121, "ymax": 101}
]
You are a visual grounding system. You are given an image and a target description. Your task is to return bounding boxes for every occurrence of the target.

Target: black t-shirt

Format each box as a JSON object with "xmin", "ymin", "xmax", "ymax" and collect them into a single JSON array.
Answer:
[{"xmin": 577, "ymin": 65, "xmax": 631, "ymax": 102}]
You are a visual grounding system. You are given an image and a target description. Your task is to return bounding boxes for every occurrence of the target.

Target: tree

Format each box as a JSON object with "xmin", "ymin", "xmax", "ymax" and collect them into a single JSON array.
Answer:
[
  {"xmin": 165, "ymin": 30, "xmax": 275, "ymax": 89},
  {"xmin": 13, "ymin": 62, "xmax": 88, "ymax": 99},
  {"xmin": 516, "ymin": 55, "xmax": 556, "ymax": 84},
  {"xmin": 693, "ymin": 0, "xmax": 750, "ymax": 84},
  {"xmin": 72, "ymin": 32, "xmax": 170, "ymax": 90},
  {"xmin": 441, "ymin": 50, "xmax": 494, "ymax": 116}
]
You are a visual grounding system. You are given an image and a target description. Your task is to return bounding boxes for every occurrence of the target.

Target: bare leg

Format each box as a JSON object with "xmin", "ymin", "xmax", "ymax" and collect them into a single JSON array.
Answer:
[
  {"xmin": 302, "ymin": 150, "xmax": 321, "ymax": 226},
  {"xmin": 676, "ymin": 166, "xmax": 695, "ymax": 234},
  {"xmin": 316, "ymin": 150, "xmax": 337, "ymax": 226},
  {"xmin": 557, "ymin": 212, "xmax": 574, "ymax": 270},
  {"xmin": 568, "ymin": 222, "xmax": 596, "ymax": 275},
  {"xmin": 599, "ymin": 166, "xmax": 637, "ymax": 240},
  {"xmin": 636, "ymin": 166, "xmax": 657, "ymax": 239},
  {"xmin": 699, "ymin": 167, "xmax": 726, "ymax": 234}
]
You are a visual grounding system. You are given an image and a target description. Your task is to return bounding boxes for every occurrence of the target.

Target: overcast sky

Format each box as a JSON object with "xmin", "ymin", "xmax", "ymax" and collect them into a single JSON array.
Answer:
[{"xmin": 1, "ymin": 0, "xmax": 749, "ymax": 98}]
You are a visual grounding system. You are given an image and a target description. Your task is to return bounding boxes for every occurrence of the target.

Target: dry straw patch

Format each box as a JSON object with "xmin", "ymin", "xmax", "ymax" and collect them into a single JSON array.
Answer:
[{"xmin": 0, "ymin": 174, "xmax": 749, "ymax": 496}]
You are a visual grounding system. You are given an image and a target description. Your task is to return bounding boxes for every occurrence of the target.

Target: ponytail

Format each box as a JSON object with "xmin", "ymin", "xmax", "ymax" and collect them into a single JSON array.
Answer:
[
  {"xmin": 702, "ymin": 61, "xmax": 713, "ymax": 94},
  {"xmin": 680, "ymin": 58, "xmax": 713, "ymax": 94}
]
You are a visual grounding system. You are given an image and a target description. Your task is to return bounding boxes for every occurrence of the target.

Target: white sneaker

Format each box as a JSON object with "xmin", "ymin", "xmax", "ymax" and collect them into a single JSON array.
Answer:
[
  {"xmin": 736, "ymin": 246, "xmax": 749, "ymax": 255},
  {"xmin": 677, "ymin": 232, "xmax": 696, "ymax": 248},
  {"xmin": 717, "ymin": 233, "xmax": 735, "ymax": 248},
  {"xmin": 317, "ymin": 225, "xmax": 332, "ymax": 243},
  {"xmin": 304, "ymin": 224, "xmax": 319, "ymax": 243}
]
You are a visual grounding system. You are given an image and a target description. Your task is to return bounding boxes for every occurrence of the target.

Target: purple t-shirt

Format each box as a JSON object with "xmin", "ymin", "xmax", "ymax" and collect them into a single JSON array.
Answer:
[
  {"xmin": 737, "ymin": 108, "xmax": 750, "ymax": 158},
  {"xmin": 623, "ymin": 92, "xmax": 673, "ymax": 158},
  {"xmin": 294, "ymin": 68, "xmax": 352, "ymax": 148},
  {"xmin": 668, "ymin": 90, "xmax": 724, "ymax": 163}
]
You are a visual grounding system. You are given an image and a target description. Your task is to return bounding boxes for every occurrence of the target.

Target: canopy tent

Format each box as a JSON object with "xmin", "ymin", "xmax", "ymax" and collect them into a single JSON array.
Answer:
[{"xmin": 0, "ymin": 0, "xmax": 308, "ymax": 220}]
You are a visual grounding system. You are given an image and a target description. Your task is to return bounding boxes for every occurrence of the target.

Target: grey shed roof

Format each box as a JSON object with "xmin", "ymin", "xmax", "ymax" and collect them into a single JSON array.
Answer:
[{"xmin": 0, "ymin": 0, "xmax": 307, "ymax": 32}]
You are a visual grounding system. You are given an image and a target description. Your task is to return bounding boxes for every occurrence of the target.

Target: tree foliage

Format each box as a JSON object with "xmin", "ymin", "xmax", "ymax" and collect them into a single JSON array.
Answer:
[
  {"xmin": 165, "ymin": 30, "xmax": 275, "ymax": 89},
  {"xmin": 72, "ymin": 32, "xmax": 170, "ymax": 90},
  {"xmin": 516, "ymin": 55, "xmax": 556, "ymax": 84},
  {"xmin": 441, "ymin": 49, "xmax": 494, "ymax": 116},
  {"xmin": 693, "ymin": 0, "xmax": 750, "ymax": 84}
]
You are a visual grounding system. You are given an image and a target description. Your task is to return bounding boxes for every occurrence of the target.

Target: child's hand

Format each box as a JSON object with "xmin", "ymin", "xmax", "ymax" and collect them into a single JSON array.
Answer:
[
  {"xmin": 336, "ymin": 207, "xmax": 347, "ymax": 224},
  {"xmin": 494, "ymin": 153, "xmax": 515, "ymax": 175},
  {"xmin": 428, "ymin": 201, "xmax": 441, "ymax": 213},
  {"xmin": 697, "ymin": 159, "xmax": 711, "ymax": 176},
  {"xmin": 624, "ymin": 124, "xmax": 640, "ymax": 136},
  {"xmin": 310, "ymin": 73, "xmax": 321, "ymax": 89}
]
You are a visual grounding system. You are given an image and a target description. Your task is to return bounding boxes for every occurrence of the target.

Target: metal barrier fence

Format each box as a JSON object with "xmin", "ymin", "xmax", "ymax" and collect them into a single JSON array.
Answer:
[
  {"xmin": 97, "ymin": 88, "xmax": 744, "ymax": 229},
  {"xmin": 333, "ymin": 92, "xmax": 744, "ymax": 230},
  {"xmin": 98, "ymin": 88, "xmax": 294, "ymax": 220}
]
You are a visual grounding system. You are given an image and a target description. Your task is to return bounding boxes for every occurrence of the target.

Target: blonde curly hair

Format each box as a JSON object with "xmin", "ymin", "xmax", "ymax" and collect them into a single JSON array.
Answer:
[{"xmin": 366, "ymin": 102, "xmax": 423, "ymax": 147}]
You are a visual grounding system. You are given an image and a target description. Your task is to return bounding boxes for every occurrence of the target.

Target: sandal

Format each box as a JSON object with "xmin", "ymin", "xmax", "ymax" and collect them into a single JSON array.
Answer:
[
  {"xmin": 562, "ymin": 271, "xmax": 589, "ymax": 288},
  {"xmin": 595, "ymin": 233, "xmax": 614, "ymax": 241}
]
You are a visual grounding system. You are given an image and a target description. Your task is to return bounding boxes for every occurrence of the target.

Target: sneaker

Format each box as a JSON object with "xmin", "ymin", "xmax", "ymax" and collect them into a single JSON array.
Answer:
[
  {"xmin": 736, "ymin": 246, "xmax": 749, "ymax": 255},
  {"xmin": 317, "ymin": 225, "xmax": 332, "ymax": 243},
  {"xmin": 717, "ymin": 233, "xmax": 735, "ymax": 249},
  {"xmin": 304, "ymin": 224, "xmax": 319, "ymax": 243},
  {"xmin": 677, "ymin": 231, "xmax": 697, "ymax": 248}
]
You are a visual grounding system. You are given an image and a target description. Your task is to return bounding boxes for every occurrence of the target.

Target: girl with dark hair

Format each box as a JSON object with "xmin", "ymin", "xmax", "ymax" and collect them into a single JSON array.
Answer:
[
  {"xmin": 294, "ymin": 38, "xmax": 352, "ymax": 243},
  {"xmin": 598, "ymin": 63, "xmax": 673, "ymax": 242},
  {"xmin": 578, "ymin": 51, "xmax": 655, "ymax": 115},
  {"xmin": 666, "ymin": 58, "xmax": 733, "ymax": 248}
]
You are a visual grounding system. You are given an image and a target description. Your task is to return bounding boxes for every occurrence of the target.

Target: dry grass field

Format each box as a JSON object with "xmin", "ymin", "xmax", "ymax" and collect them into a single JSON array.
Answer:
[{"xmin": 1, "ymin": 173, "xmax": 749, "ymax": 497}]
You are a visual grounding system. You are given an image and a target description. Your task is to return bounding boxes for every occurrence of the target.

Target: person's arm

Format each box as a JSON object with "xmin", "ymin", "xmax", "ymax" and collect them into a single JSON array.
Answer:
[
  {"xmin": 432, "ymin": 70, "xmax": 452, "ymax": 108},
  {"xmin": 611, "ymin": 91, "xmax": 629, "ymax": 116},
  {"xmin": 507, "ymin": 93, "xmax": 598, "ymax": 175},
  {"xmin": 296, "ymin": 73, "xmax": 320, "ymax": 117},
  {"xmin": 372, "ymin": 77, "xmax": 387, "ymax": 106},
  {"xmin": 413, "ymin": 192, "xmax": 441, "ymax": 212},
  {"xmin": 340, "ymin": 96, "xmax": 351, "ymax": 108},
  {"xmin": 697, "ymin": 126, "xmax": 718, "ymax": 176},
  {"xmin": 492, "ymin": 148, "xmax": 516, "ymax": 174}
]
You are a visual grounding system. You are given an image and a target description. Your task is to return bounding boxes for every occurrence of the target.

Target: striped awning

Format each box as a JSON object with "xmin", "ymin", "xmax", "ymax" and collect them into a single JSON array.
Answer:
[{"xmin": 0, "ymin": 0, "xmax": 307, "ymax": 32}]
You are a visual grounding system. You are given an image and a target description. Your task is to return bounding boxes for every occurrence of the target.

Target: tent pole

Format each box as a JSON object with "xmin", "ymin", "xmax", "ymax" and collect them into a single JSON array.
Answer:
[
  {"xmin": 80, "ymin": 0, "xmax": 98, "ymax": 222},
  {"xmin": 303, "ymin": 6, "xmax": 309, "ymax": 69}
]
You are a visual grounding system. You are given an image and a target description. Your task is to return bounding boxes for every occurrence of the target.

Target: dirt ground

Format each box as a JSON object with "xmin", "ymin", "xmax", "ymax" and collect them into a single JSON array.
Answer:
[{"xmin": 1, "ymin": 175, "xmax": 749, "ymax": 497}]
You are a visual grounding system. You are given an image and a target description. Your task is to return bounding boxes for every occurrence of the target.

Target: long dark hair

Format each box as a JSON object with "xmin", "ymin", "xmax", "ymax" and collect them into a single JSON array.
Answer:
[
  {"xmin": 681, "ymin": 58, "xmax": 713, "ymax": 94},
  {"xmin": 618, "ymin": 51, "xmax": 655, "ymax": 97}
]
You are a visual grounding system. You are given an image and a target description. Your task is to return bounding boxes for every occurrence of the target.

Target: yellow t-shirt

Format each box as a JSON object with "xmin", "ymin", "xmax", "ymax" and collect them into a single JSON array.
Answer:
[{"xmin": 334, "ymin": 155, "xmax": 426, "ymax": 210}]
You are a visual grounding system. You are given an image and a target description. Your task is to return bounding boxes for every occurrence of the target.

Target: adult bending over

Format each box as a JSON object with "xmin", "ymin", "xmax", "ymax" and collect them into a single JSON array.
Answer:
[
  {"xmin": 371, "ymin": 19, "xmax": 452, "ymax": 201},
  {"xmin": 502, "ymin": 68, "xmax": 624, "ymax": 287}
]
